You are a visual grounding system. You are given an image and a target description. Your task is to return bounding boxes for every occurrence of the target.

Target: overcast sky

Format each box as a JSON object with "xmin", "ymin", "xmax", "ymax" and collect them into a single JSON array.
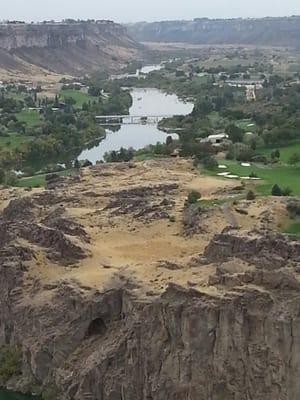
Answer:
[{"xmin": 2, "ymin": 0, "xmax": 300, "ymax": 23}]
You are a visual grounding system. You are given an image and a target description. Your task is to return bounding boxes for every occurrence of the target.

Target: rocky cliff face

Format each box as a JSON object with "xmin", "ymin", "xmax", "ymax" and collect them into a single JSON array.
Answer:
[
  {"xmin": 0, "ymin": 160, "xmax": 299, "ymax": 399},
  {"xmin": 0, "ymin": 22, "xmax": 142, "ymax": 76},
  {"xmin": 127, "ymin": 17, "xmax": 300, "ymax": 48}
]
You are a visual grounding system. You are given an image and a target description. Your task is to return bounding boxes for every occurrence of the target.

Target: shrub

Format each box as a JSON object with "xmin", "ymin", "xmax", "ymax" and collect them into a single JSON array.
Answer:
[
  {"xmin": 0, "ymin": 345, "xmax": 22, "ymax": 383},
  {"xmin": 289, "ymin": 152, "xmax": 300, "ymax": 165},
  {"xmin": 282, "ymin": 187, "xmax": 293, "ymax": 197},
  {"xmin": 202, "ymin": 155, "xmax": 218, "ymax": 170},
  {"xmin": 246, "ymin": 190, "xmax": 256, "ymax": 201},
  {"xmin": 286, "ymin": 200, "xmax": 300, "ymax": 216},
  {"xmin": 42, "ymin": 385, "xmax": 60, "ymax": 400},
  {"xmin": 187, "ymin": 190, "xmax": 201, "ymax": 204},
  {"xmin": 0, "ymin": 169, "xmax": 5, "ymax": 184},
  {"xmin": 271, "ymin": 184, "xmax": 282, "ymax": 196},
  {"xmin": 249, "ymin": 171, "xmax": 258, "ymax": 178},
  {"xmin": 4, "ymin": 171, "xmax": 18, "ymax": 186}
]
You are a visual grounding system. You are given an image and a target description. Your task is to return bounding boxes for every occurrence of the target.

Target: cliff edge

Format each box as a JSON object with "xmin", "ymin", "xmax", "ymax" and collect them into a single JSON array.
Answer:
[
  {"xmin": 0, "ymin": 21, "xmax": 142, "ymax": 77},
  {"xmin": 0, "ymin": 159, "xmax": 299, "ymax": 399}
]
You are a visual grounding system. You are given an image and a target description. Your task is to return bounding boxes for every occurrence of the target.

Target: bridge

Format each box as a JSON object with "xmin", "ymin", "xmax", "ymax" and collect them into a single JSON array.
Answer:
[{"xmin": 95, "ymin": 114, "xmax": 173, "ymax": 126}]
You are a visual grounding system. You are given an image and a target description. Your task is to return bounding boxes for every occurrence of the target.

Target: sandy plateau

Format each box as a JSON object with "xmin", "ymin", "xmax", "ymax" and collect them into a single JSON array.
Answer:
[
  {"xmin": 1, "ymin": 158, "xmax": 300, "ymax": 399},
  {"xmin": 2, "ymin": 158, "xmax": 286, "ymax": 296}
]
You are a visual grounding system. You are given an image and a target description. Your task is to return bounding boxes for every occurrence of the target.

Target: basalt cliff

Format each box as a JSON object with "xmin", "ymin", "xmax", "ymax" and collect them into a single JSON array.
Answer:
[
  {"xmin": 0, "ymin": 159, "xmax": 299, "ymax": 399},
  {"xmin": 127, "ymin": 16, "xmax": 300, "ymax": 48},
  {"xmin": 0, "ymin": 22, "xmax": 142, "ymax": 77}
]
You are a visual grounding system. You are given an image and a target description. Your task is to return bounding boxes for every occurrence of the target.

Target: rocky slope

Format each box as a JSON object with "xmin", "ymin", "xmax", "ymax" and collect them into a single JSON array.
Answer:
[
  {"xmin": 127, "ymin": 17, "xmax": 300, "ymax": 48},
  {"xmin": 0, "ymin": 159, "xmax": 299, "ymax": 399},
  {"xmin": 0, "ymin": 21, "xmax": 142, "ymax": 77}
]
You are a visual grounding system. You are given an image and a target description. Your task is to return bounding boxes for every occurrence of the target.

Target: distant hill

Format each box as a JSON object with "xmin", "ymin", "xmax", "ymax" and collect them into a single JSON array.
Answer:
[
  {"xmin": 0, "ymin": 21, "xmax": 142, "ymax": 77},
  {"xmin": 127, "ymin": 17, "xmax": 300, "ymax": 48}
]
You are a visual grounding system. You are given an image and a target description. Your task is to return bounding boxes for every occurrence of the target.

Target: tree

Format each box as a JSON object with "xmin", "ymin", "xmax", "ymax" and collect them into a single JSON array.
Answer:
[
  {"xmin": 0, "ymin": 168, "xmax": 5, "ymax": 184},
  {"xmin": 271, "ymin": 149, "xmax": 280, "ymax": 160},
  {"xmin": 187, "ymin": 191, "xmax": 201, "ymax": 204},
  {"xmin": 166, "ymin": 136, "xmax": 174, "ymax": 147},
  {"xmin": 289, "ymin": 153, "xmax": 300, "ymax": 165},
  {"xmin": 74, "ymin": 159, "xmax": 80, "ymax": 169},
  {"xmin": 271, "ymin": 184, "xmax": 282, "ymax": 196},
  {"xmin": 225, "ymin": 124, "xmax": 244, "ymax": 143},
  {"xmin": 202, "ymin": 155, "xmax": 218, "ymax": 169},
  {"xmin": 4, "ymin": 171, "xmax": 17, "ymax": 186}
]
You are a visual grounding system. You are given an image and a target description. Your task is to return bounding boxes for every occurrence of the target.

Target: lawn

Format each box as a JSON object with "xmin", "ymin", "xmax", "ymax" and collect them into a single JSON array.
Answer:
[
  {"xmin": 17, "ymin": 174, "xmax": 47, "ymax": 188},
  {"xmin": 236, "ymin": 119, "xmax": 257, "ymax": 132},
  {"xmin": 259, "ymin": 141, "xmax": 300, "ymax": 163},
  {"xmin": 60, "ymin": 89, "xmax": 97, "ymax": 107},
  {"xmin": 0, "ymin": 133, "xmax": 32, "ymax": 150},
  {"xmin": 16, "ymin": 110, "xmax": 42, "ymax": 127},
  {"xmin": 213, "ymin": 160, "xmax": 300, "ymax": 196},
  {"xmin": 283, "ymin": 220, "xmax": 300, "ymax": 236},
  {"xmin": 16, "ymin": 169, "xmax": 74, "ymax": 188}
]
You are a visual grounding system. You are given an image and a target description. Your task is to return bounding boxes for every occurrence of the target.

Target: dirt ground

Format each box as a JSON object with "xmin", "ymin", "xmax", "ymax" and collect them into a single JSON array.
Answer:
[{"xmin": 5, "ymin": 159, "xmax": 287, "ymax": 298}]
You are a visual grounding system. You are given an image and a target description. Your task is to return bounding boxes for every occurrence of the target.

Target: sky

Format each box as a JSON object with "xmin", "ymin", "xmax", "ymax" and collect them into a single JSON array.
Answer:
[{"xmin": 1, "ymin": 0, "xmax": 300, "ymax": 23}]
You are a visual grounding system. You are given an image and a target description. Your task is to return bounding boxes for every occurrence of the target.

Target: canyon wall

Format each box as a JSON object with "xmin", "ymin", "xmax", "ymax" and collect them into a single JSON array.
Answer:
[
  {"xmin": 127, "ymin": 17, "xmax": 300, "ymax": 48},
  {"xmin": 0, "ymin": 22, "xmax": 142, "ymax": 76}
]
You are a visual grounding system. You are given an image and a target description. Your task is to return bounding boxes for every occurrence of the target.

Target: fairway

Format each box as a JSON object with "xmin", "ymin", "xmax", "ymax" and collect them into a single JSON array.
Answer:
[
  {"xmin": 0, "ymin": 134, "xmax": 32, "ymax": 150},
  {"xmin": 213, "ymin": 160, "xmax": 300, "ymax": 196},
  {"xmin": 284, "ymin": 221, "xmax": 300, "ymax": 235},
  {"xmin": 236, "ymin": 119, "xmax": 257, "ymax": 132},
  {"xmin": 16, "ymin": 169, "xmax": 74, "ymax": 188},
  {"xmin": 60, "ymin": 89, "xmax": 97, "ymax": 107},
  {"xmin": 259, "ymin": 141, "xmax": 300, "ymax": 163},
  {"xmin": 16, "ymin": 110, "xmax": 42, "ymax": 127}
]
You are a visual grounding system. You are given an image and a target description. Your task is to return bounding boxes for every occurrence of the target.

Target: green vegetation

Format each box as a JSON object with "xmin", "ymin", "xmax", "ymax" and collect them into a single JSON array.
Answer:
[
  {"xmin": 209, "ymin": 161, "xmax": 300, "ymax": 196},
  {"xmin": 259, "ymin": 141, "xmax": 300, "ymax": 163},
  {"xmin": 283, "ymin": 221, "xmax": 300, "ymax": 235},
  {"xmin": 235, "ymin": 119, "xmax": 257, "ymax": 132},
  {"xmin": 187, "ymin": 190, "xmax": 202, "ymax": 204},
  {"xmin": 0, "ymin": 79, "xmax": 133, "ymax": 178},
  {"xmin": 0, "ymin": 134, "xmax": 32, "ymax": 150},
  {"xmin": 60, "ymin": 89, "xmax": 97, "ymax": 108},
  {"xmin": 0, "ymin": 345, "xmax": 22, "ymax": 383},
  {"xmin": 198, "ymin": 198, "xmax": 228, "ymax": 207},
  {"xmin": 16, "ymin": 110, "xmax": 42, "ymax": 127},
  {"xmin": 16, "ymin": 169, "xmax": 73, "ymax": 188},
  {"xmin": 42, "ymin": 385, "xmax": 59, "ymax": 400}
]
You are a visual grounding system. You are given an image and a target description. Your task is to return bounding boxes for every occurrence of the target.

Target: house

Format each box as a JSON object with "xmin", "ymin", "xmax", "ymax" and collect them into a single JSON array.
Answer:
[{"xmin": 200, "ymin": 133, "xmax": 230, "ymax": 147}]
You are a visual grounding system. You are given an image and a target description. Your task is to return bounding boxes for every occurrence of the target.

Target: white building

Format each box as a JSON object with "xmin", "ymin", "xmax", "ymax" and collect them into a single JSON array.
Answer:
[{"xmin": 200, "ymin": 133, "xmax": 230, "ymax": 147}]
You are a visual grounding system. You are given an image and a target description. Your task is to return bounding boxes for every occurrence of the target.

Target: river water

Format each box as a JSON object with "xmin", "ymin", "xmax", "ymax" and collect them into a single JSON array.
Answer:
[
  {"xmin": 79, "ymin": 87, "xmax": 193, "ymax": 163},
  {"xmin": 2, "ymin": 67, "xmax": 192, "ymax": 400}
]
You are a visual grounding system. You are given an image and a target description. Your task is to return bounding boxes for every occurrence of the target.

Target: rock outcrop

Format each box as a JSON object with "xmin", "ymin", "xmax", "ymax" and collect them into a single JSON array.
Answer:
[
  {"xmin": 0, "ymin": 21, "xmax": 142, "ymax": 75},
  {"xmin": 127, "ymin": 17, "xmax": 300, "ymax": 48},
  {"xmin": 0, "ymin": 161, "xmax": 299, "ymax": 400}
]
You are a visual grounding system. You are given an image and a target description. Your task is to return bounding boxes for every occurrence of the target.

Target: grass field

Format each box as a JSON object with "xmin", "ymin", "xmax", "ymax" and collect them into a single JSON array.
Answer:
[
  {"xmin": 283, "ymin": 220, "xmax": 300, "ymax": 235},
  {"xmin": 0, "ymin": 134, "xmax": 32, "ymax": 150},
  {"xmin": 60, "ymin": 89, "xmax": 97, "ymax": 107},
  {"xmin": 236, "ymin": 119, "xmax": 257, "ymax": 132},
  {"xmin": 212, "ymin": 160, "xmax": 300, "ymax": 196},
  {"xmin": 16, "ymin": 169, "xmax": 74, "ymax": 188},
  {"xmin": 16, "ymin": 110, "xmax": 42, "ymax": 127},
  {"xmin": 259, "ymin": 141, "xmax": 300, "ymax": 163}
]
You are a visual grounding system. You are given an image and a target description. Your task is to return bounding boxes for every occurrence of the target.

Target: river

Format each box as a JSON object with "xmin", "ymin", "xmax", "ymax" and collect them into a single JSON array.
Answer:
[
  {"xmin": 78, "ymin": 87, "xmax": 193, "ymax": 163},
  {"xmin": 2, "ymin": 66, "xmax": 192, "ymax": 400}
]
